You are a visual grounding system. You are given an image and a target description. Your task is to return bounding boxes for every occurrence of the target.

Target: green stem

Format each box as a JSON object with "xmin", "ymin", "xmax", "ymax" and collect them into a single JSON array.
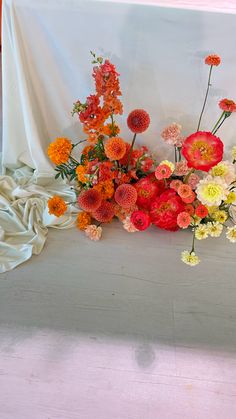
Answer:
[
  {"xmin": 174, "ymin": 146, "xmax": 177, "ymax": 164},
  {"xmin": 211, "ymin": 111, "xmax": 225, "ymax": 134},
  {"xmin": 191, "ymin": 226, "xmax": 196, "ymax": 254},
  {"xmin": 197, "ymin": 65, "xmax": 213, "ymax": 131},
  {"xmin": 212, "ymin": 114, "xmax": 228, "ymax": 135},
  {"xmin": 127, "ymin": 133, "xmax": 137, "ymax": 169},
  {"xmin": 183, "ymin": 168, "xmax": 195, "ymax": 184},
  {"xmin": 178, "ymin": 147, "xmax": 182, "ymax": 162},
  {"xmin": 72, "ymin": 139, "xmax": 87, "ymax": 148}
]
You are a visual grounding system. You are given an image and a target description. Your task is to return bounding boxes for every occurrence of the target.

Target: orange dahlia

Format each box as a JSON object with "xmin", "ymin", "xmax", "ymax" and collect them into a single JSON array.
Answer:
[
  {"xmin": 77, "ymin": 212, "xmax": 92, "ymax": 230},
  {"xmin": 78, "ymin": 189, "xmax": 102, "ymax": 212},
  {"xmin": 127, "ymin": 109, "xmax": 150, "ymax": 134},
  {"xmin": 104, "ymin": 137, "xmax": 126, "ymax": 160},
  {"xmin": 47, "ymin": 138, "xmax": 72, "ymax": 165},
  {"xmin": 205, "ymin": 54, "xmax": 221, "ymax": 66},
  {"xmin": 182, "ymin": 131, "xmax": 224, "ymax": 172},
  {"xmin": 93, "ymin": 201, "xmax": 115, "ymax": 223},
  {"xmin": 94, "ymin": 180, "xmax": 114, "ymax": 199},
  {"xmin": 114, "ymin": 184, "xmax": 137, "ymax": 209},
  {"xmin": 48, "ymin": 196, "xmax": 67, "ymax": 217}
]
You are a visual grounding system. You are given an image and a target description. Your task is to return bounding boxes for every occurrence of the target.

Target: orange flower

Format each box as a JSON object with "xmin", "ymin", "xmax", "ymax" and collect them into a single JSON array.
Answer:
[
  {"xmin": 104, "ymin": 137, "xmax": 126, "ymax": 160},
  {"xmin": 205, "ymin": 54, "xmax": 221, "ymax": 66},
  {"xmin": 47, "ymin": 138, "xmax": 72, "ymax": 165},
  {"xmin": 48, "ymin": 196, "xmax": 67, "ymax": 217},
  {"xmin": 177, "ymin": 184, "xmax": 192, "ymax": 199},
  {"xmin": 94, "ymin": 180, "xmax": 114, "ymax": 199},
  {"xmin": 77, "ymin": 212, "xmax": 91, "ymax": 230},
  {"xmin": 102, "ymin": 123, "xmax": 120, "ymax": 137},
  {"xmin": 82, "ymin": 145, "xmax": 94, "ymax": 157},
  {"xmin": 219, "ymin": 98, "xmax": 236, "ymax": 113},
  {"xmin": 76, "ymin": 165, "xmax": 88, "ymax": 183}
]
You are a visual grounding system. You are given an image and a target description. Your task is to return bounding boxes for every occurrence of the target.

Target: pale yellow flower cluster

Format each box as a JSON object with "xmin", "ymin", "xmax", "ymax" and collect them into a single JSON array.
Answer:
[
  {"xmin": 181, "ymin": 251, "xmax": 200, "ymax": 266},
  {"xmin": 226, "ymin": 226, "xmax": 236, "ymax": 243}
]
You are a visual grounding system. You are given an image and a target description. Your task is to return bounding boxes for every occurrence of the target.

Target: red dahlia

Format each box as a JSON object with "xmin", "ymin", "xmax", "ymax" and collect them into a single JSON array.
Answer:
[
  {"xmin": 131, "ymin": 210, "xmax": 151, "ymax": 231},
  {"xmin": 150, "ymin": 189, "xmax": 185, "ymax": 231},
  {"xmin": 127, "ymin": 109, "xmax": 150, "ymax": 134},
  {"xmin": 93, "ymin": 201, "xmax": 115, "ymax": 223},
  {"xmin": 182, "ymin": 131, "xmax": 223, "ymax": 172},
  {"xmin": 78, "ymin": 189, "xmax": 102, "ymax": 212}
]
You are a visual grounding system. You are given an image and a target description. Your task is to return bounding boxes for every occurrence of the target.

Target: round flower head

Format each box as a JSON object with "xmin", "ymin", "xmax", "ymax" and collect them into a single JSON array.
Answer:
[
  {"xmin": 85, "ymin": 225, "xmax": 102, "ymax": 241},
  {"xmin": 210, "ymin": 161, "xmax": 235, "ymax": 185},
  {"xmin": 181, "ymin": 191, "xmax": 196, "ymax": 204},
  {"xmin": 155, "ymin": 164, "xmax": 172, "ymax": 180},
  {"xmin": 187, "ymin": 173, "xmax": 200, "ymax": 190},
  {"xmin": 196, "ymin": 175, "xmax": 229, "ymax": 207},
  {"xmin": 135, "ymin": 175, "xmax": 165, "ymax": 209},
  {"xmin": 76, "ymin": 165, "xmax": 88, "ymax": 183},
  {"xmin": 150, "ymin": 189, "xmax": 185, "ymax": 231},
  {"xmin": 104, "ymin": 137, "xmax": 126, "ymax": 161},
  {"xmin": 182, "ymin": 131, "xmax": 224, "ymax": 172},
  {"xmin": 47, "ymin": 138, "xmax": 72, "ymax": 165},
  {"xmin": 181, "ymin": 251, "xmax": 200, "ymax": 266},
  {"xmin": 205, "ymin": 54, "xmax": 221, "ymax": 66},
  {"xmin": 177, "ymin": 212, "xmax": 191, "ymax": 229},
  {"xmin": 207, "ymin": 221, "xmax": 223, "ymax": 237},
  {"xmin": 177, "ymin": 184, "xmax": 193, "ymax": 199},
  {"xmin": 219, "ymin": 99, "xmax": 236, "ymax": 113},
  {"xmin": 130, "ymin": 210, "xmax": 151, "ymax": 231},
  {"xmin": 78, "ymin": 189, "xmax": 102, "ymax": 212},
  {"xmin": 226, "ymin": 191, "xmax": 236, "ymax": 204},
  {"xmin": 226, "ymin": 226, "xmax": 236, "ymax": 243},
  {"xmin": 161, "ymin": 123, "xmax": 182, "ymax": 146},
  {"xmin": 160, "ymin": 160, "xmax": 175, "ymax": 172},
  {"xmin": 170, "ymin": 179, "xmax": 183, "ymax": 191},
  {"xmin": 93, "ymin": 201, "xmax": 115, "ymax": 223},
  {"xmin": 127, "ymin": 109, "xmax": 150, "ymax": 133},
  {"xmin": 77, "ymin": 212, "xmax": 91, "ymax": 230},
  {"xmin": 94, "ymin": 180, "xmax": 114, "ymax": 200},
  {"xmin": 195, "ymin": 204, "xmax": 208, "ymax": 218},
  {"xmin": 174, "ymin": 161, "xmax": 189, "ymax": 176},
  {"xmin": 195, "ymin": 224, "xmax": 209, "ymax": 240},
  {"xmin": 115, "ymin": 184, "xmax": 138, "ymax": 209},
  {"xmin": 48, "ymin": 196, "xmax": 67, "ymax": 217},
  {"xmin": 212, "ymin": 210, "xmax": 228, "ymax": 223},
  {"xmin": 185, "ymin": 204, "xmax": 195, "ymax": 216}
]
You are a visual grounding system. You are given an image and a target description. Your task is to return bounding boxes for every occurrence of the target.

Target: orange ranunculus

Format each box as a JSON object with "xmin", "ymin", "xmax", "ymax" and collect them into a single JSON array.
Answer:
[
  {"xmin": 47, "ymin": 138, "xmax": 72, "ymax": 165},
  {"xmin": 48, "ymin": 196, "xmax": 67, "ymax": 217}
]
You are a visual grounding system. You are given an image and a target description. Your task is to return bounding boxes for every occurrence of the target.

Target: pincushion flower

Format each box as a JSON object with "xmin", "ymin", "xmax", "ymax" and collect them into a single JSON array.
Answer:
[
  {"xmin": 181, "ymin": 251, "xmax": 200, "ymax": 266},
  {"xmin": 219, "ymin": 99, "xmax": 236, "ymax": 113},
  {"xmin": 130, "ymin": 210, "xmax": 151, "ymax": 231},
  {"xmin": 127, "ymin": 109, "xmax": 150, "ymax": 133},
  {"xmin": 195, "ymin": 204, "xmax": 208, "ymax": 218},
  {"xmin": 48, "ymin": 196, "xmax": 67, "ymax": 217},
  {"xmin": 205, "ymin": 54, "xmax": 221, "ymax": 66},
  {"xmin": 177, "ymin": 212, "xmax": 191, "ymax": 228},
  {"xmin": 196, "ymin": 175, "xmax": 229, "ymax": 206},
  {"xmin": 48, "ymin": 138, "xmax": 72, "ymax": 165},
  {"xmin": 210, "ymin": 161, "xmax": 235, "ymax": 185},
  {"xmin": 207, "ymin": 221, "xmax": 223, "ymax": 237},
  {"xmin": 195, "ymin": 224, "xmax": 209, "ymax": 240},
  {"xmin": 123, "ymin": 216, "xmax": 138, "ymax": 233},
  {"xmin": 182, "ymin": 131, "xmax": 224, "ymax": 172},
  {"xmin": 226, "ymin": 226, "xmax": 236, "ymax": 243},
  {"xmin": 115, "ymin": 184, "xmax": 138, "ymax": 209},
  {"xmin": 85, "ymin": 225, "xmax": 102, "ymax": 241},
  {"xmin": 77, "ymin": 212, "xmax": 92, "ymax": 230},
  {"xmin": 93, "ymin": 201, "xmax": 115, "ymax": 223},
  {"xmin": 155, "ymin": 164, "xmax": 172, "ymax": 180},
  {"xmin": 104, "ymin": 137, "xmax": 126, "ymax": 160},
  {"xmin": 78, "ymin": 189, "xmax": 102, "ymax": 212},
  {"xmin": 161, "ymin": 123, "xmax": 182, "ymax": 145}
]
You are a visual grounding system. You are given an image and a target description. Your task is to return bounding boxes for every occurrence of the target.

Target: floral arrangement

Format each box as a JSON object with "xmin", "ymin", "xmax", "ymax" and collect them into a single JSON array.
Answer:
[{"xmin": 47, "ymin": 52, "xmax": 236, "ymax": 266}]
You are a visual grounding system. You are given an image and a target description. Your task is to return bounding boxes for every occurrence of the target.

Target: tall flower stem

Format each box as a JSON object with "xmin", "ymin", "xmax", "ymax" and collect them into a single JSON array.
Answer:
[
  {"xmin": 191, "ymin": 226, "xmax": 196, "ymax": 254},
  {"xmin": 212, "ymin": 113, "xmax": 230, "ymax": 135},
  {"xmin": 197, "ymin": 65, "xmax": 213, "ymax": 131},
  {"xmin": 174, "ymin": 146, "xmax": 177, "ymax": 163},
  {"xmin": 127, "ymin": 133, "xmax": 137, "ymax": 169},
  {"xmin": 211, "ymin": 111, "xmax": 225, "ymax": 134}
]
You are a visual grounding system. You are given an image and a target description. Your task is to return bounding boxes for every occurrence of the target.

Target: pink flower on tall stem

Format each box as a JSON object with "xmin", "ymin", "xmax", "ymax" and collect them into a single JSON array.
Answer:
[{"xmin": 161, "ymin": 123, "xmax": 182, "ymax": 145}]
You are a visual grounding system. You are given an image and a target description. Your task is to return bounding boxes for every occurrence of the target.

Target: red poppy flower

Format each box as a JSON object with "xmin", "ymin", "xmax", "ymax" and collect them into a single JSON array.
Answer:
[
  {"xmin": 130, "ymin": 210, "xmax": 151, "ymax": 231},
  {"xmin": 182, "ymin": 131, "xmax": 223, "ymax": 172},
  {"xmin": 150, "ymin": 189, "xmax": 185, "ymax": 231}
]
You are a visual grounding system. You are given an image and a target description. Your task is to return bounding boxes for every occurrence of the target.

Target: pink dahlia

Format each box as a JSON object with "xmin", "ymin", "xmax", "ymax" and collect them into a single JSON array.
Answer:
[
  {"xmin": 78, "ymin": 189, "xmax": 102, "ymax": 212},
  {"xmin": 127, "ymin": 109, "xmax": 150, "ymax": 134},
  {"xmin": 114, "ymin": 184, "xmax": 138, "ymax": 209}
]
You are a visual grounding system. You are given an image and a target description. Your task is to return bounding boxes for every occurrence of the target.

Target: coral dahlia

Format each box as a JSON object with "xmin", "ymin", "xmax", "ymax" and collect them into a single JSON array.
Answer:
[
  {"xmin": 78, "ymin": 189, "xmax": 102, "ymax": 212},
  {"xmin": 114, "ymin": 184, "xmax": 138, "ymax": 209},
  {"xmin": 93, "ymin": 201, "xmax": 115, "ymax": 223},
  {"xmin": 104, "ymin": 137, "xmax": 126, "ymax": 160},
  {"xmin": 127, "ymin": 109, "xmax": 150, "ymax": 133}
]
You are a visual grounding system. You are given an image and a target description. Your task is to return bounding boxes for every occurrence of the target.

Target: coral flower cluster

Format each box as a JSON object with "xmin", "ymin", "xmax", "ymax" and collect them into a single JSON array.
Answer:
[{"xmin": 47, "ymin": 52, "xmax": 236, "ymax": 267}]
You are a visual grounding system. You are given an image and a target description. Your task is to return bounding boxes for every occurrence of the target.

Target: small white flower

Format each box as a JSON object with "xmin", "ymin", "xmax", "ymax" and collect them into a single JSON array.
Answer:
[
  {"xmin": 195, "ymin": 224, "xmax": 209, "ymax": 240},
  {"xmin": 181, "ymin": 251, "xmax": 200, "ymax": 266},
  {"xmin": 206, "ymin": 222, "xmax": 223, "ymax": 238},
  {"xmin": 226, "ymin": 226, "xmax": 236, "ymax": 243}
]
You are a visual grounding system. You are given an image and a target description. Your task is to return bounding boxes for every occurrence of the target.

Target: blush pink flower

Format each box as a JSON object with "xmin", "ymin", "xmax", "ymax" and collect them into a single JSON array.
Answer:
[
  {"xmin": 161, "ymin": 123, "xmax": 182, "ymax": 145},
  {"xmin": 155, "ymin": 164, "xmax": 172, "ymax": 180},
  {"xmin": 178, "ymin": 184, "xmax": 193, "ymax": 199},
  {"xmin": 170, "ymin": 179, "xmax": 183, "ymax": 191},
  {"xmin": 187, "ymin": 173, "xmax": 200, "ymax": 189},
  {"xmin": 174, "ymin": 161, "xmax": 189, "ymax": 176},
  {"xmin": 177, "ymin": 211, "xmax": 191, "ymax": 229},
  {"xmin": 85, "ymin": 225, "xmax": 102, "ymax": 241}
]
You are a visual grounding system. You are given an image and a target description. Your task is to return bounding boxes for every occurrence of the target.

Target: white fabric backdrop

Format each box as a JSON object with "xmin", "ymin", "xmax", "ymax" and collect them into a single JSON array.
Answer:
[{"xmin": 2, "ymin": 0, "xmax": 236, "ymax": 175}]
